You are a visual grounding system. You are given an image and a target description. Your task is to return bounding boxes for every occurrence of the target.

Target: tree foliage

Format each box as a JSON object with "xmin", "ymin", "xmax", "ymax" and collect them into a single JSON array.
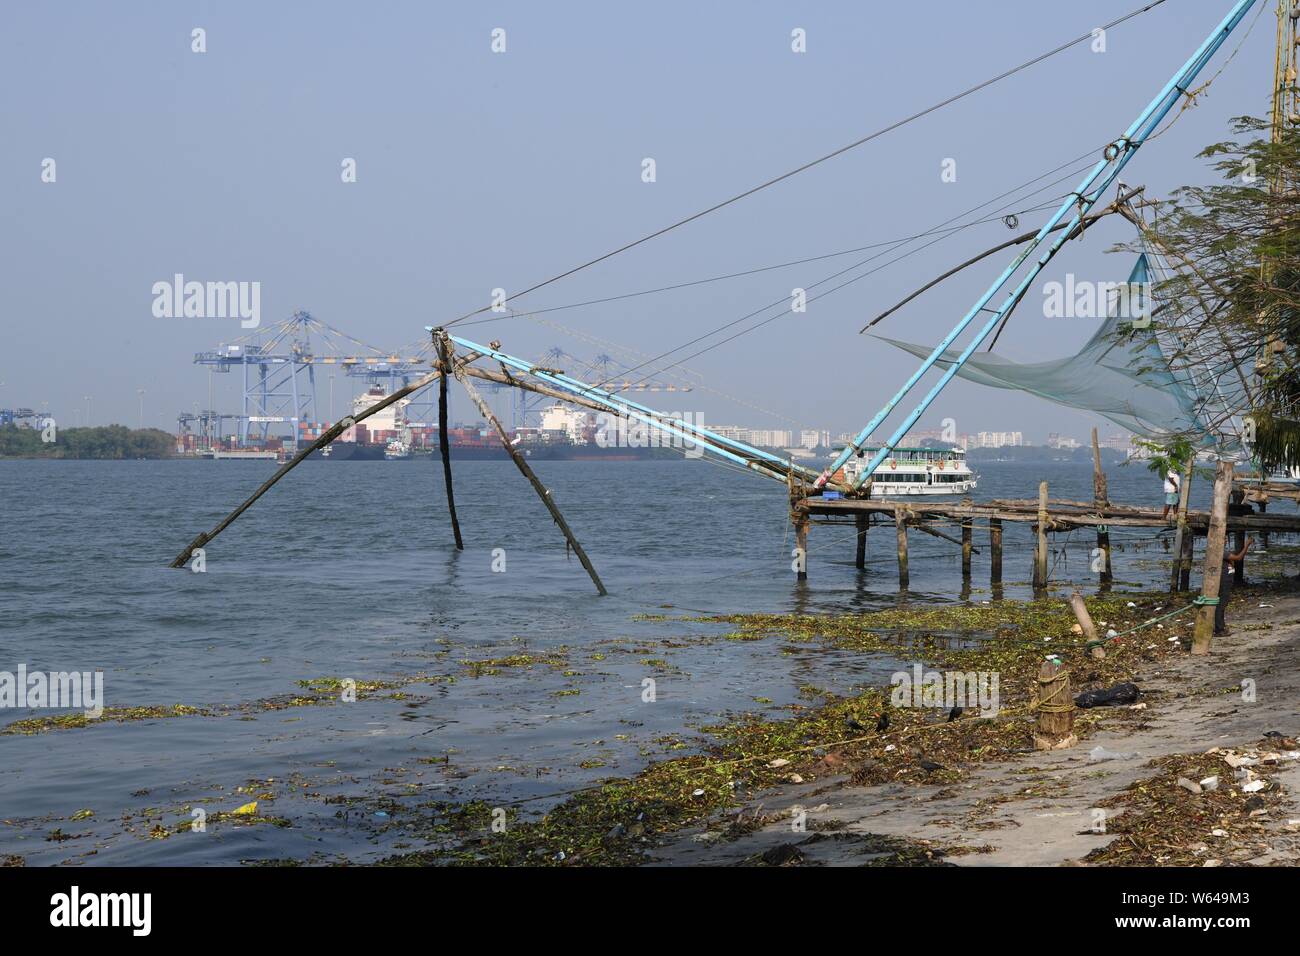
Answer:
[{"xmin": 0, "ymin": 425, "xmax": 176, "ymax": 459}]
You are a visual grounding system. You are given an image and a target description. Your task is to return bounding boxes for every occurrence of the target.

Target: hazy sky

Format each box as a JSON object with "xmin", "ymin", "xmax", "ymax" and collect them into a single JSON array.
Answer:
[{"xmin": 0, "ymin": 0, "xmax": 1277, "ymax": 441}]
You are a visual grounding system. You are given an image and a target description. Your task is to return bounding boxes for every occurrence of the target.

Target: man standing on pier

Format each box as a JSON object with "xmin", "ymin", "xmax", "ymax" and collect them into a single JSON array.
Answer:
[{"xmin": 1162, "ymin": 467, "xmax": 1181, "ymax": 520}]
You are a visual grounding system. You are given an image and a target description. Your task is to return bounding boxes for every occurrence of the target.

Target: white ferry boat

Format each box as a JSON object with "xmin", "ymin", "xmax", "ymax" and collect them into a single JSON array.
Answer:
[{"xmin": 836, "ymin": 446, "xmax": 977, "ymax": 497}]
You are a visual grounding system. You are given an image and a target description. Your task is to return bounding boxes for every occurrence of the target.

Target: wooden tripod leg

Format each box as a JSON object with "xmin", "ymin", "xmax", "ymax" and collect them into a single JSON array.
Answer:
[
  {"xmin": 453, "ymin": 366, "xmax": 607, "ymax": 596},
  {"xmin": 435, "ymin": 335, "xmax": 465, "ymax": 551}
]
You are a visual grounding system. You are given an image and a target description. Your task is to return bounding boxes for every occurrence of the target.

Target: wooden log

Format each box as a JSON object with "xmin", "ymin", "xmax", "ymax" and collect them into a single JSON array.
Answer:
[
  {"xmin": 854, "ymin": 513, "xmax": 867, "ymax": 570},
  {"xmin": 1070, "ymin": 590, "xmax": 1103, "ymax": 659},
  {"xmin": 1193, "ymin": 460, "xmax": 1233, "ymax": 655},
  {"xmin": 1179, "ymin": 526, "xmax": 1194, "ymax": 592},
  {"xmin": 894, "ymin": 506, "xmax": 909, "ymax": 589},
  {"xmin": 1033, "ymin": 659, "xmax": 1076, "ymax": 750},
  {"xmin": 434, "ymin": 332, "xmax": 465, "ymax": 551},
  {"xmin": 1259, "ymin": 500, "xmax": 1269, "ymax": 549},
  {"xmin": 453, "ymin": 365, "xmax": 607, "ymax": 596},
  {"xmin": 1169, "ymin": 457, "xmax": 1194, "ymax": 592},
  {"xmin": 1091, "ymin": 428, "xmax": 1112, "ymax": 584},
  {"xmin": 1032, "ymin": 481, "xmax": 1049, "ymax": 589},
  {"xmin": 794, "ymin": 510, "xmax": 809, "ymax": 581},
  {"xmin": 989, "ymin": 517, "xmax": 1003, "ymax": 585}
]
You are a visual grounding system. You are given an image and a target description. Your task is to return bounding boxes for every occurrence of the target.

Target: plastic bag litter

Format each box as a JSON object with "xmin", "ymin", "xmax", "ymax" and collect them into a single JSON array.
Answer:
[
  {"xmin": 1088, "ymin": 746, "xmax": 1137, "ymax": 763},
  {"xmin": 1074, "ymin": 682, "xmax": 1140, "ymax": 709}
]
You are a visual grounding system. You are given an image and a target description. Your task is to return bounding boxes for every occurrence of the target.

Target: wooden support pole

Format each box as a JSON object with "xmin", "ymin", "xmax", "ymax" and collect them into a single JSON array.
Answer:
[
  {"xmin": 453, "ymin": 365, "xmax": 607, "ymax": 596},
  {"xmin": 1169, "ymin": 456, "xmax": 1194, "ymax": 592},
  {"xmin": 794, "ymin": 510, "xmax": 809, "ymax": 581},
  {"xmin": 1070, "ymin": 590, "xmax": 1103, "ymax": 659},
  {"xmin": 854, "ymin": 513, "xmax": 867, "ymax": 570},
  {"xmin": 989, "ymin": 518, "xmax": 1003, "ymax": 585},
  {"xmin": 1033, "ymin": 481, "xmax": 1049, "ymax": 590},
  {"xmin": 1192, "ymin": 460, "xmax": 1233, "ymax": 655},
  {"xmin": 894, "ymin": 506, "xmax": 909, "ymax": 590},
  {"xmin": 169, "ymin": 367, "xmax": 444, "ymax": 568},
  {"xmin": 960, "ymin": 514, "xmax": 972, "ymax": 582},
  {"xmin": 1259, "ymin": 499, "xmax": 1269, "ymax": 549},
  {"xmin": 434, "ymin": 332, "xmax": 464, "ymax": 551},
  {"xmin": 1091, "ymin": 428, "xmax": 1112, "ymax": 584},
  {"xmin": 1033, "ymin": 658, "xmax": 1076, "ymax": 750}
]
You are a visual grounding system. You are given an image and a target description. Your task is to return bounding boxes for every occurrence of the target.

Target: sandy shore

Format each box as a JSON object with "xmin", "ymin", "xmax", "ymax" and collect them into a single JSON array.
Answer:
[{"xmin": 650, "ymin": 581, "xmax": 1300, "ymax": 866}]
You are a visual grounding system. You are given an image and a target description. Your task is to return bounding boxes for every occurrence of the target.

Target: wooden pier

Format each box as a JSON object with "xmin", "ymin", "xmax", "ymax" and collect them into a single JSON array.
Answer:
[{"xmin": 789, "ymin": 480, "xmax": 1300, "ymax": 591}]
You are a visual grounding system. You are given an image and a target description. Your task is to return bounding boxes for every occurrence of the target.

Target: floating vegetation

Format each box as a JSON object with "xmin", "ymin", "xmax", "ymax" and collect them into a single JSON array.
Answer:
[{"xmin": 377, "ymin": 592, "xmax": 1187, "ymax": 866}]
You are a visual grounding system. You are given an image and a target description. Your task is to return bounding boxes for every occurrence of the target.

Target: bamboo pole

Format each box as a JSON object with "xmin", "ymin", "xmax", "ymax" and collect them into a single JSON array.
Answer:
[
  {"xmin": 434, "ymin": 333, "xmax": 464, "ymax": 551},
  {"xmin": 1169, "ymin": 456, "xmax": 1194, "ymax": 592},
  {"xmin": 168, "ymin": 367, "xmax": 444, "ymax": 568},
  {"xmin": 1192, "ymin": 460, "xmax": 1233, "ymax": 655},
  {"xmin": 452, "ymin": 361, "xmax": 607, "ymax": 596},
  {"xmin": 854, "ymin": 513, "xmax": 867, "ymax": 570},
  {"xmin": 1091, "ymin": 428, "xmax": 1112, "ymax": 584},
  {"xmin": 895, "ymin": 506, "xmax": 909, "ymax": 589},
  {"xmin": 989, "ymin": 517, "xmax": 1003, "ymax": 585}
]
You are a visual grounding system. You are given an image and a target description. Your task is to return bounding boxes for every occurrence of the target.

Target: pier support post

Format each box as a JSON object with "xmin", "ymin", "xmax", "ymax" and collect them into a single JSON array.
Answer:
[
  {"xmin": 1032, "ymin": 481, "xmax": 1049, "ymax": 590},
  {"xmin": 1259, "ymin": 499, "xmax": 1269, "ymax": 550},
  {"xmin": 1091, "ymin": 429, "xmax": 1112, "ymax": 585},
  {"xmin": 1033, "ymin": 658, "xmax": 1076, "ymax": 750},
  {"xmin": 989, "ymin": 518, "xmax": 1003, "ymax": 586},
  {"xmin": 1193, "ymin": 460, "xmax": 1233, "ymax": 655},
  {"xmin": 894, "ymin": 506, "xmax": 909, "ymax": 590},
  {"xmin": 793, "ymin": 510, "xmax": 809, "ymax": 581},
  {"xmin": 855, "ymin": 513, "xmax": 868, "ymax": 570},
  {"xmin": 960, "ymin": 513, "xmax": 972, "ymax": 582}
]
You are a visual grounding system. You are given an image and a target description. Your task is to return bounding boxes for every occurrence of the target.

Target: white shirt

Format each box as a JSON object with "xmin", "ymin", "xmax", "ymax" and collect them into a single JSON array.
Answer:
[{"xmin": 1163, "ymin": 470, "xmax": 1179, "ymax": 494}]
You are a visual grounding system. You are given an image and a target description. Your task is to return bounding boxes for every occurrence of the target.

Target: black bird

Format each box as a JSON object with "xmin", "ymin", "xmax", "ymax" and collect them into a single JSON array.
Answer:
[
  {"xmin": 947, "ymin": 706, "xmax": 963, "ymax": 723},
  {"xmin": 875, "ymin": 712, "xmax": 890, "ymax": 733},
  {"xmin": 847, "ymin": 716, "xmax": 867, "ymax": 733},
  {"xmin": 919, "ymin": 759, "xmax": 947, "ymax": 773}
]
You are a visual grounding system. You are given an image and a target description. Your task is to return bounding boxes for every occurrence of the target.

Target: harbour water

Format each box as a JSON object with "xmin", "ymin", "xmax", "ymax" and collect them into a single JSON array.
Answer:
[{"xmin": 0, "ymin": 457, "xmax": 1221, "ymax": 864}]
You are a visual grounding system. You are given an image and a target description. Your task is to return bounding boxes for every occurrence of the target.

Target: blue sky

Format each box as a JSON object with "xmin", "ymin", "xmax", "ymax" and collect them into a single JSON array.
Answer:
[{"xmin": 0, "ymin": 0, "xmax": 1277, "ymax": 440}]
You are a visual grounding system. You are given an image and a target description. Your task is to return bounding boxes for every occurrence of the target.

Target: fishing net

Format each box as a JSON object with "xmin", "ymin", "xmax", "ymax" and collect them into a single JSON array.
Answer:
[{"xmin": 874, "ymin": 254, "xmax": 1242, "ymax": 449}]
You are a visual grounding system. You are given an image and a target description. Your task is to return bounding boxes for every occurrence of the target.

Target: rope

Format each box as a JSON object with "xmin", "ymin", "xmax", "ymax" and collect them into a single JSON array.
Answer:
[
  {"xmin": 1034, "ymin": 667, "xmax": 1075, "ymax": 714},
  {"xmin": 441, "ymin": 0, "xmax": 1171, "ymax": 330}
]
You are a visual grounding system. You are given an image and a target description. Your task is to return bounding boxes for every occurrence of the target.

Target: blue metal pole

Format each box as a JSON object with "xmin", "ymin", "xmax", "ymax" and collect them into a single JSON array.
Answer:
[
  {"xmin": 830, "ymin": 0, "xmax": 1259, "ymax": 489},
  {"xmin": 447, "ymin": 333, "xmax": 820, "ymax": 479}
]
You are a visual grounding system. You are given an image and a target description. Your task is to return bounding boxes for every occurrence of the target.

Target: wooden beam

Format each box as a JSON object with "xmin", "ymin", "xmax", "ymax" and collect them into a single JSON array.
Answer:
[
  {"xmin": 169, "ymin": 367, "xmax": 444, "ymax": 568},
  {"xmin": 434, "ymin": 332, "xmax": 464, "ymax": 551},
  {"xmin": 854, "ymin": 513, "xmax": 867, "ymax": 570},
  {"xmin": 453, "ymin": 363, "xmax": 607, "ymax": 596},
  {"xmin": 1169, "ymin": 456, "xmax": 1194, "ymax": 592},
  {"xmin": 1033, "ymin": 481, "xmax": 1049, "ymax": 590},
  {"xmin": 1091, "ymin": 428, "xmax": 1112, "ymax": 584}
]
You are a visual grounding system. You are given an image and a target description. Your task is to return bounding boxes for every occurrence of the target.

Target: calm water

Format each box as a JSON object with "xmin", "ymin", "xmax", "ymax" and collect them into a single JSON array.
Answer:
[{"xmin": 0, "ymin": 457, "xmax": 1221, "ymax": 864}]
